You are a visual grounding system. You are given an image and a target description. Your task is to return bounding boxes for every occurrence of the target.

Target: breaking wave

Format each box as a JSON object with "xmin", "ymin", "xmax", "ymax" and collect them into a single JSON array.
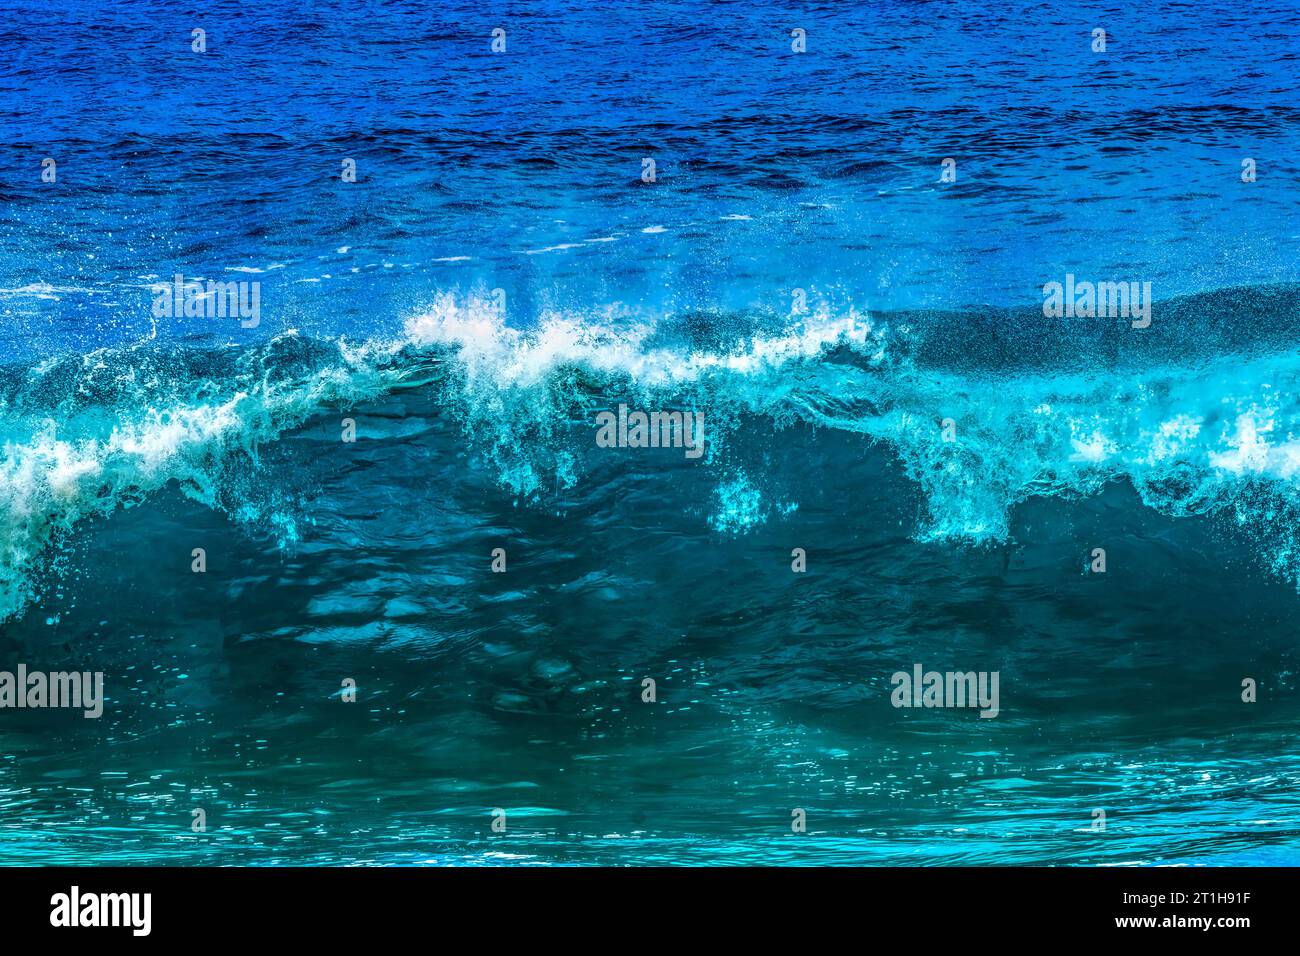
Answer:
[{"xmin": 4, "ymin": 283, "xmax": 1300, "ymax": 622}]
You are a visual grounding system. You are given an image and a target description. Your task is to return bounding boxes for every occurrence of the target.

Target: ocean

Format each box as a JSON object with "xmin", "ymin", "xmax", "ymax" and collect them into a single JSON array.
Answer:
[{"xmin": 1, "ymin": 0, "xmax": 1299, "ymax": 865}]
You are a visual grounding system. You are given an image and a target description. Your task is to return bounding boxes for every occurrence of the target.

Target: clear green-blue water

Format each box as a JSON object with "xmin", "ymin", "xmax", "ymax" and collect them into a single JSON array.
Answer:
[{"xmin": 0, "ymin": 0, "xmax": 1298, "ymax": 865}]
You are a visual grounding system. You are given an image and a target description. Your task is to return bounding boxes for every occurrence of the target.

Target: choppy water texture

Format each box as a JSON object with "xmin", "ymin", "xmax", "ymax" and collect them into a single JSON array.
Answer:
[{"xmin": 1, "ymin": 0, "xmax": 1299, "ymax": 865}]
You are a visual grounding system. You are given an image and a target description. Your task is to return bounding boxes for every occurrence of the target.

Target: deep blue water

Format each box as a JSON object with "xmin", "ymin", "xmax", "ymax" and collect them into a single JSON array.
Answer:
[{"xmin": 0, "ymin": 0, "xmax": 1299, "ymax": 865}]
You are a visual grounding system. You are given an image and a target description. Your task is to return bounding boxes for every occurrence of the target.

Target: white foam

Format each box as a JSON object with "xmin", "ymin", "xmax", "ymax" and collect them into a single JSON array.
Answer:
[{"xmin": 401, "ymin": 293, "xmax": 883, "ymax": 389}]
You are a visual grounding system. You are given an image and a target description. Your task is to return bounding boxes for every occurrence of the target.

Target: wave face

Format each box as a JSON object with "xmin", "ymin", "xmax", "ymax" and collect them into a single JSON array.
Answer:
[
  {"xmin": 3, "ymin": 0, "xmax": 1300, "ymax": 865},
  {"xmin": 3, "ymin": 290, "xmax": 1300, "ymax": 864},
  {"xmin": 11, "ymin": 284, "xmax": 1300, "ymax": 622}
]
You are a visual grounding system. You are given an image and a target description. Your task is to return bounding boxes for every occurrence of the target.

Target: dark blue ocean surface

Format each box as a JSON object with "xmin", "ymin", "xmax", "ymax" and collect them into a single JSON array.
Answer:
[{"xmin": 0, "ymin": 0, "xmax": 1298, "ymax": 864}]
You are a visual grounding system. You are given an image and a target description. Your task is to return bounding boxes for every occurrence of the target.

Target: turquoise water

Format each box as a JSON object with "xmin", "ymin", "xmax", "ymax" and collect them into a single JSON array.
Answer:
[{"xmin": 0, "ymin": 0, "xmax": 1298, "ymax": 864}]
